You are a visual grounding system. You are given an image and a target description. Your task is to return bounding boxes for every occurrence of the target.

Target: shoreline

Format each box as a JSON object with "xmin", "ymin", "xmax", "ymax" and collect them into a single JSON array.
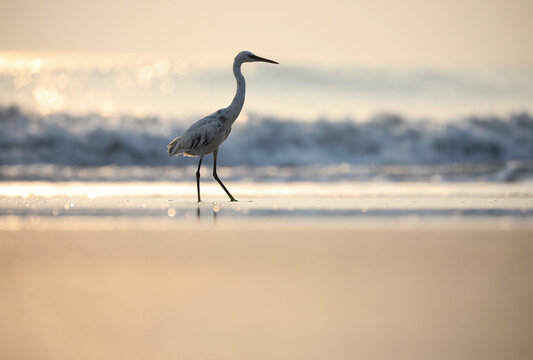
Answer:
[{"xmin": 1, "ymin": 181, "xmax": 532, "ymax": 229}]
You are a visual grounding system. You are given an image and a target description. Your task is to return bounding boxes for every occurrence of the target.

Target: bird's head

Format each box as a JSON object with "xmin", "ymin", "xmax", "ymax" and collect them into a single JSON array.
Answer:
[{"xmin": 235, "ymin": 51, "xmax": 278, "ymax": 65}]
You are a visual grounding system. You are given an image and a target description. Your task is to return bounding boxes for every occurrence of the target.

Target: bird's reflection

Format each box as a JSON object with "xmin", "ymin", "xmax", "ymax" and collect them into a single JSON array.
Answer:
[{"xmin": 196, "ymin": 204, "xmax": 217, "ymax": 223}]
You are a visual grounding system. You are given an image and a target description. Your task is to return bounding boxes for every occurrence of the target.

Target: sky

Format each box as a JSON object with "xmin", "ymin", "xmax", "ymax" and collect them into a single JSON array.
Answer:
[{"xmin": 1, "ymin": 0, "xmax": 532, "ymax": 68}]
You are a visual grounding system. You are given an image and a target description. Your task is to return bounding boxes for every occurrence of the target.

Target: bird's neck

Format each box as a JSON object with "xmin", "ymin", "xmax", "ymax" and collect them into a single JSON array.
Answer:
[{"xmin": 227, "ymin": 61, "xmax": 246, "ymax": 122}]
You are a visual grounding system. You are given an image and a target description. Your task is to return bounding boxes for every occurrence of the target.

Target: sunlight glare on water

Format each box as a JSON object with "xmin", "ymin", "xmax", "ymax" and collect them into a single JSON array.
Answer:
[
  {"xmin": 1, "ymin": 52, "xmax": 533, "ymax": 119},
  {"xmin": 1, "ymin": 181, "xmax": 532, "ymax": 199}
]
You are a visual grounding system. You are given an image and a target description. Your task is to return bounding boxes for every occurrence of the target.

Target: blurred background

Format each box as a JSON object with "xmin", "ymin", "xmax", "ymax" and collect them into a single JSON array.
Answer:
[{"xmin": 1, "ymin": 0, "xmax": 532, "ymax": 181}]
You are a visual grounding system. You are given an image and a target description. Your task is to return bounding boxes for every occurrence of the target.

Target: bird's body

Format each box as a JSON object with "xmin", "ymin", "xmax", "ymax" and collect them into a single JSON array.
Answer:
[
  {"xmin": 167, "ymin": 51, "xmax": 278, "ymax": 202},
  {"xmin": 167, "ymin": 108, "xmax": 233, "ymax": 157}
]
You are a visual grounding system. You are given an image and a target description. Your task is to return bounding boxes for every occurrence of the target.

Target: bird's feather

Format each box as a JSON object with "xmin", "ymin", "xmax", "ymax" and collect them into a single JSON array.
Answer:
[
  {"xmin": 167, "ymin": 113, "xmax": 231, "ymax": 157},
  {"xmin": 167, "ymin": 136, "xmax": 181, "ymax": 156}
]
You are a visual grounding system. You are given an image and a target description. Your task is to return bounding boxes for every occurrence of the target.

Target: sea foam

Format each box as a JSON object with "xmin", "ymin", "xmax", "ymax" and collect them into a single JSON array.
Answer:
[{"xmin": 1, "ymin": 106, "xmax": 533, "ymax": 181}]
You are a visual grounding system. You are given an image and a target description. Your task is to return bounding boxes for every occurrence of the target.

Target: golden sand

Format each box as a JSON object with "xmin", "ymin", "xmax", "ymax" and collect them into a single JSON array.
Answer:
[{"xmin": 1, "ymin": 226, "xmax": 532, "ymax": 360}]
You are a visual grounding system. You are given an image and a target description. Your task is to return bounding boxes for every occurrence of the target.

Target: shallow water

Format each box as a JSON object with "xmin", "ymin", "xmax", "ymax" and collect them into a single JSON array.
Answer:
[{"xmin": 2, "ymin": 182, "xmax": 532, "ymax": 228}]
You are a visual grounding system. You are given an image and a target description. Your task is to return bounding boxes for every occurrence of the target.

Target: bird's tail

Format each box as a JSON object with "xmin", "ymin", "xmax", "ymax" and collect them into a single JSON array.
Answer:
[{"xmin": 167, "ymin": 136, "xmax": 181, "ymax": 156}]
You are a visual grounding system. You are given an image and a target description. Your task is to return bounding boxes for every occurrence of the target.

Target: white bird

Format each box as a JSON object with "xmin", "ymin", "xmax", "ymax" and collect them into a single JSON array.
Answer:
[{"xmin": 167, "ymin": 51, "xmax": 278, "ymax": 202}]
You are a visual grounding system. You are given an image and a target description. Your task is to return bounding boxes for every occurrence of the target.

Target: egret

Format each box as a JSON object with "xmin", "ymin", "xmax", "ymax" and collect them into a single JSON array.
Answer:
[{"xmin": 167, "ymin": 51, "xmax": 278, "ymax": 202}]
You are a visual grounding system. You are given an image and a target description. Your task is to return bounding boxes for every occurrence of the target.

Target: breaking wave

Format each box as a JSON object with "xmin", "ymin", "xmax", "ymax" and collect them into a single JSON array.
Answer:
[
  {"xmin": 3, "ymin": 105, "xmax": 533, "ymax": 165},
  {"xmin": 1, "ymin": 105, "xmax": 533, "ymax": 181}
]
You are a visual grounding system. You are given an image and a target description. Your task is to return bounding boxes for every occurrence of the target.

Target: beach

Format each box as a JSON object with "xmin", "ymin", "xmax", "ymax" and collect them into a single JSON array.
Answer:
[
  {"xmin": 2, "ymin": 47, "xmax": 533, "ymax": 359},
  {"xmin": 1, "ymin": 181, "xmax": 533, "ymax": 360},
  {"xmin": 3, "ymin": 1, "xmax": 533, "ymax": 357},
  {"xmin": 2, "ymin": 225, "xmax": 533, "ymax": 360}
]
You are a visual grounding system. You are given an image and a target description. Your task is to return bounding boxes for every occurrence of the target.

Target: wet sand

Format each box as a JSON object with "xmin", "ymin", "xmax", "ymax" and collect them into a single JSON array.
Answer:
[
  {"xmin": 1, "ymin": 225, "xmax": 533, "ymax": 360},
  {"xmin": 1, "ymin": 181, "xmax": 533, "ymax": 359}
]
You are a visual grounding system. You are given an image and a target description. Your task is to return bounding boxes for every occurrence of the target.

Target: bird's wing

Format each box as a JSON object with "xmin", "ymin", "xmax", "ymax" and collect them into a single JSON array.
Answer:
[{"xmin": 171, "ymin": 114, "xmax": 226, "ymax": 154}]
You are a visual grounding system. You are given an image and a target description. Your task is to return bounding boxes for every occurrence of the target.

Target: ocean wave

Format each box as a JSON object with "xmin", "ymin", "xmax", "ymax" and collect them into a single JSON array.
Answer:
[{"xmin": 1, "ymin": 106, "xmax": 533, "ymax": 171}]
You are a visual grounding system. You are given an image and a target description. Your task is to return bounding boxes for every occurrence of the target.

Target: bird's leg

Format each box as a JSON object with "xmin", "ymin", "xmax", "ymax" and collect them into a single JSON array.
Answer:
[
  {"xmin": 196, "ymin": 156, "xmax": 203, "ymax": 203},
  {"xmin": 213, "ymin": 150, "xmax": 237, "ymax": 202}
]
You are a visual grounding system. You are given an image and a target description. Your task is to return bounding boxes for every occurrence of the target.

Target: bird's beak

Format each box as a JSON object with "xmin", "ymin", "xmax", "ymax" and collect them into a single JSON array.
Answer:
[{"xmin": 249, "ymin": 54, "xmax": 279, "ymax": 64}]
